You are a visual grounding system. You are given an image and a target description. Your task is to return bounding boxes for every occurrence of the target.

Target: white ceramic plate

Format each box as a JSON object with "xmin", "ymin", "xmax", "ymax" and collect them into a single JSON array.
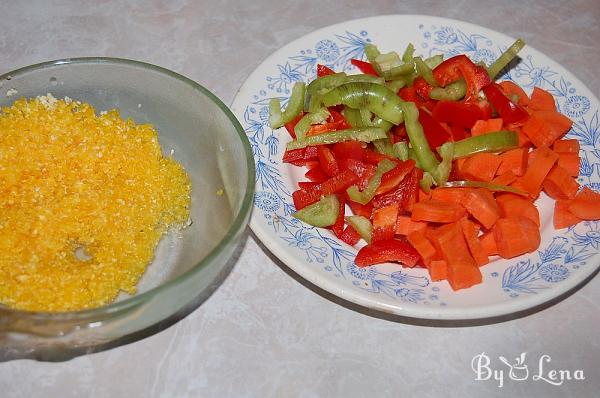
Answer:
[{"xmin": 231, "ymin": 15, "xmax": 599, "ymax": 320}]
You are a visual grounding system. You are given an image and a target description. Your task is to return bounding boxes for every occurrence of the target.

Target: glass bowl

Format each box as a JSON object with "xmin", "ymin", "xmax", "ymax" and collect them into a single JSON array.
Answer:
[{"xmin": 0, "ymin": 58, "xmax": 255, "ymax": 361}]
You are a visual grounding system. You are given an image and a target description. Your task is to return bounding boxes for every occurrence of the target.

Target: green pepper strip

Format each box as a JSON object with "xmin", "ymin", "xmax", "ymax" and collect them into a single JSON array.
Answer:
[
  {"xmin": 364, "ymin": 43, "xmax": 384, "ymax": 76},
  {"xmin": 345, "ymin": 215, "xmax": 373, "ymax": 243},
  {"xmin": 268, "ymin": 82, "xmax": 306, "ymax": 129},
  {"xmin": 442, "ymin": 180, "xmax": 528, "ymax": 197},
  {"xmin": 373, "ymin": 138, "xmax": 395, "ymax": 157},
  {"xmin": 414, "ymin": 56, "xmax": 437, "ymax": 86},
  {"xmin": 431, "ymin": 141, "xmax": 454, "ymax": 185},
  {"xmin": 487, "ymin": 38, "xmax": 526, "ymax": 80},
  {"xmin": 346, "ymin": 159, "xmax": 397, "ymax": 204},
  {"xmin": 401, "ymin": 102, "xmax": 440, "ymax": 174},
  {"xmin": 429, "ymin": 79, "xmax": 467, "ymax": 101},
  {"xmin": 343, "ymin": 108, "xmax": 363, "ymax": 128},
  {"xmin": 393, "ymin": 141, "xmax": 409, "ymax": 161},
  {"xmin": 424, "ymin": 54, "xmax": 444, "ymax": 70},
  {"xmin": 286, "ymin": 127, "xmax": 387, "ymax": 150},
  {"xmin": 307, "ymin": 72, "xmax": 385, "ymax": 96},
  {"xmin": 402, "ymin": 43, "xmax": 415, "ymax": 63},
  {"xmin": 293, "ymin": 194, "xmax": 339, "ymax": 227},
  {"xmin": 375, "ymin": 51, "xmax": 404, "ymax": 72},
  {"xmin": 451, "ymin": 130, "xmax": 519, "ymax": 159},
  {"xmin": 294, "ymin": 107, "xmax": 330, "ymax": 141},
  {"xmin": 321, "ymin": 82, "xmax": 405, "ymax": 125},
  {"xmin": 420, "ymin": 172, "xmax": 435, "ymax": 193},
  {"xmin": 386, "ymin": 79, "xmax": 406, "ymax": 93}
]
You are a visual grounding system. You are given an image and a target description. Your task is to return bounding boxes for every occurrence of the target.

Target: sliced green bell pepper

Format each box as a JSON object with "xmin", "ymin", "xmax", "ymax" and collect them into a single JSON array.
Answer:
[
  {"xmin": 487, "ymin": 38, "xmax": 526, "ymax": 80},
  {"xmin": 345, "ymin": 215, "xmax": 373, "ymax": 243},
  {"xmin": 293, "ymin": 194, "xmax": 339, "ymax": 227},
  {"xmin": 286, "ymin": 127, "xmax": 387, "ymax": 150},
  {"xmin": 451, "ymin": 130, "xmax": 519, "ymax": 159},
  {"xmin": 269, "ymin": 82, "xmax": 306, "ymax": 129},
  {"xmin": 294, "ymin": 107, "xmax": 330, "ymax": 140},
  {"xmin": 346, "ymin": 159, "xmax": 396, "ymax": 204}
]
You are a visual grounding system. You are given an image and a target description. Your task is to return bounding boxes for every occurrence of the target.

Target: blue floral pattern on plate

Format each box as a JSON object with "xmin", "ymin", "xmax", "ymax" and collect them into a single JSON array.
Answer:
[{"xmin": 231, "ymin": 16, "xmax": 600, "ymax": 319}]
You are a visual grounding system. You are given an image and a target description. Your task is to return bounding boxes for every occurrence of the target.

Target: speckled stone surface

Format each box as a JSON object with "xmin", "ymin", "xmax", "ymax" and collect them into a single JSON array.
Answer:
[{"xmin": 1, "ymin": 1, "xmax": 599, "ymax": 397}]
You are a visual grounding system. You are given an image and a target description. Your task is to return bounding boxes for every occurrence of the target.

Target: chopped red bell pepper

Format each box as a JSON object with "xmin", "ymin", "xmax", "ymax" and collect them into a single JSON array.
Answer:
[
  {"xmin": 355, "ymin": 239, "xmax": 420, "ymax": 267},
  {"xmin": 350, "ymin": 59, "xmax": 379, "ymax": 76},
  {"xmin": 482, "ymin": 83, "xmax": 529, "ymax": 125},
  {"xmin": 371, "ymin": 204, "xmax": 400, "ymax": 242},
  {"xmin": 304, "ymin": 164, "xmax": 328, "ymax": 182},
  {"xmin": 432, "ymin": 100, "xmax": 487, "ymax": 129},
  {"xmin": 298, "ymin": 181, "xmax": 319, "ymax": 189},
  {"xmin": 292, "ymin": 169, "xmax": 359, "ymax": 209},
  {"xmin": 339, "ymin": 224, "xmax": 361, "ymax": 246},
  {"xmin": 347, "ymin": 199, "xmax": 373, "ymax": 219},
  {"xmin": 332, "ymin": 141, "xmax": 364, "ymax": 162},
  {"xmin": 317, "ymin": 146, "xmax": 340, "ymax": 177},
  {"xmin": 284, "ymin": 112, "xmax": 305, "ymax": 139},
  {"xmin": 372, "ymin": 167, "xmax": 421, "ymax": 211},
  {"xmin": 282, "ymin": 146, "xmax": 318, "ymax": 166},
  {"xmin": 399, "ymin": 85, "xmax": 436, "ymax": 111},
  {"xmin": 433, "ymin": 54, "xmax": 492, "ymax": 101},
  {"xmin": 389, "ymin": 124, "xmax": 408, "ymax": 143},
  {"xmin": 375, "ymin": 159, "xmax": 416, "ymax": 195},
  {"xmin": 449, "ymin": 125, "xmax": 468, "ymax": 141},
  {"xmin": 317, "ymin": 64, "xmax": 336, "ymax": 77},
  {"xmin": 413, "ymin": 77, "xmax": 434, "ymax": 102},
  {"xmin": 339, "ymin": 158, "xmax": 376, "ymax": 190},
  {"xmin": 418, "ymin": 108, "xmax": 451, "ymax": 149},
  {"xmin": 306, "ymin": 120, "xmax": 349, "ymax": 136}
]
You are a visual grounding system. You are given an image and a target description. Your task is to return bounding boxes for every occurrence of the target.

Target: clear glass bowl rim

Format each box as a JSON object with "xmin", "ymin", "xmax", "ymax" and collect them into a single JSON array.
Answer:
[{"xmin": 0, "ymin": 57, "xmax": 256, "ymax": 320}]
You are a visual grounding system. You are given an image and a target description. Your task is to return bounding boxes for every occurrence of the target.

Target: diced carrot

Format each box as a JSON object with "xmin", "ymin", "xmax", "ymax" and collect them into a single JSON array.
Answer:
[
  {"xmin": 543, "ymin": 165, "xmax": 580, "ymax": 200},
  {"xmin": 464, "ymin": 189, "xmax": 500, "ymax": 229},
  {"xmin": 499, "ymin": 81, "xmax": 530, "ymax": 106},
  {"xmin": 426, "ymin": 259, "xmax": 448, "ymax": 281},
  {"xmin": 556, "ymin": 151, "xmax": 580, "ymax": 177},
  {"xmin": 492, "ymin": 170, "xmax": 517, "ymax": 186},
  {"xmin": 493, "ymin": 216, "xmax": 541, "ymax": 259},
  {"xmin": 428, "ymin": 222, "xmax": 482, "ymax": 290},
  {"xmin": 496, "ymin": 193, "xmax": 540, "ymax": 226},
  {"xmin": 554, "ymin": 200, "xmax": 582, "ymax": 229},
  {"xmin": 497, "ymin": 147, "xmax": 528, "ymax": 177},
  {"xmin": 522, "ymin": 110, "xmax": 573, "ymax": 148},
  {"xmin": 418, "ymin": 188, "xmax": 432, "ymax": 202},
  {"xmin": 461, "ymin": 153, "xmax": 503, "ymax": 182},
  {"xmin": 407, "ymin": 231, "xmax": 437, "ymax": 265},
  {"xmin": 411, "ymin": 199, "xmax": 466, "ymax": 223},
  {"xmin": 459, "ymin": 218, "xmax": 489, "ymax": 266},
  {"xmin": 553, "ymin": 139, "xmax": 580, "ymax": 153},
  {"xmin": 515, "ymin": 146, "xmax": 559, "ymax": 198},
  {"xmin": 479, "ymin": 231, "xmax": 498, "ymax": 256},
  {"xmin": 568, "ymin": 187, "xmax": 600, "ymax": 220},
  {"xmin": 395, "ymin": 215, "xmax": 427, "ymax": 235},
  {"xmin": 528, "ymin": 87, "xmax": 556, "ymax": 112},
  {"xmin": 470, "ymin": 118, "xmax": 503, "ymax": 136},
  {"xmin": 430, "ymin": 187, "xmax": 471, "ymax": 206},
  {"xmin": 372, "ymin": 204, "xmax": 399, "ymax": 242}
]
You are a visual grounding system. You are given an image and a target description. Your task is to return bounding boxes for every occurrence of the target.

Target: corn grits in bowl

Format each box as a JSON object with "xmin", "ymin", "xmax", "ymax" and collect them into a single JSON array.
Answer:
[{"xmin": 0, "ymin": 58, "xmax": 254, "ymax": 360}]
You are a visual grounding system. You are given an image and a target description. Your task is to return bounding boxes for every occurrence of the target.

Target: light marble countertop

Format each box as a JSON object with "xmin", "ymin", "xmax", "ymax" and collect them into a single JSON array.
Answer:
[{"xmin": 1, "ymin": 1, "xmax": 599, "ymax": 397}]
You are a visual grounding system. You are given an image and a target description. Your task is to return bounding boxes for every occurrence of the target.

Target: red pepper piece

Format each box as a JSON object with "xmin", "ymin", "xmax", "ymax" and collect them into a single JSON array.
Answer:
[
  {"xmin": 339, "ymin": 158, "xmax": 376, "ymax": 190},
  {"xmin": 339, "ymin": 224, "xmax": 361, "ymax": 246},
  {"xmin": 347, "ymin": 199, "xmax": 374, "ymax": 219},
  {"xmin": 284, "ymin": 112, "xmax": 305, "ymax": 139},
  {"xmin": 371, "ymin": 204, "xmax": 400, "ymax": 242},
  {"xmin": 298, "ymin": 181, "xmax": 319, "ymax": 189},
  {"xmin": 317, "ymin": 146, "xmax": 340, "ymax": 177},
  {"xmin": 375, "ymin": 159, "xmax": 416, "ymax": 195},
  {"xmin": 292, "ymin": 169, "xmax": 359, "ymax": 209},
  {"xmin": 399, "ymin": 85, "xmax": 420, "ymax": 102},
  {"xmin": 355, "ymin": 239, "xmax": 420, "ymax": 267},
  {"xmin": 317, "ymin": 64, "xmax": 336, "ymax": 77},
  {"xmin": 413, "ymin": 77, "xmax": 434, "ymax": 102},
  {"xmin": 449, "ymin": 125, "xmax": 468, "ymax": 141},
  {"xmin": 389, "ymin": 124, "xmax": 408, "ymax": 143},
  {"xmin": 482, "ymin": 83, "xmax": 529, "ymax": 125},
  {"xmin": 372, "ymin": 167, "xmax": 421, "ymax": 211},
  {"xmin": 399, "ymin": 83, "xmax": 436, "ymax": 112},
  {"xmin": 362, "ymin": 148, "xmax": 396, "ymax": 165},
  {"xmin": 304, "ymin": 163, "xmax": 328, "ymax": 182},
  {"xmin": 333, "ymin": 141, "xmax": 364, "ymax": 162},
  {"xmin": 432, "ymin": 100, "xmax": 487, "ymax": 129},
  {"xmin": 282, "ymin": 146, "xmax": 318, "ymax": 166},
  {"xmin": 306, "ymin": 120, "xmax": 348, "ymax": 136},
  {"xmin": 350, "ymin": 59, "xmax": 379, "ymax": 76},
  {"xmin": 331, "ymin": 194, "xmax": 346, "ymax": 238},
  {"xmin": 433, "ymin": 55, "xmax": 492, "ymax": 101},
  {"xmin": 418, "ymin": 108, "xmax": 451, "ymax": 149}
]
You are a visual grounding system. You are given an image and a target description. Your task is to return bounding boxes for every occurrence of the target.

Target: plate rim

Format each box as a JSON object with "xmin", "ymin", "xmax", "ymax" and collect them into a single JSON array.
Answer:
[{"xmin": 233, "ymin": 14, "xmax": 600, "ymax": 320}]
